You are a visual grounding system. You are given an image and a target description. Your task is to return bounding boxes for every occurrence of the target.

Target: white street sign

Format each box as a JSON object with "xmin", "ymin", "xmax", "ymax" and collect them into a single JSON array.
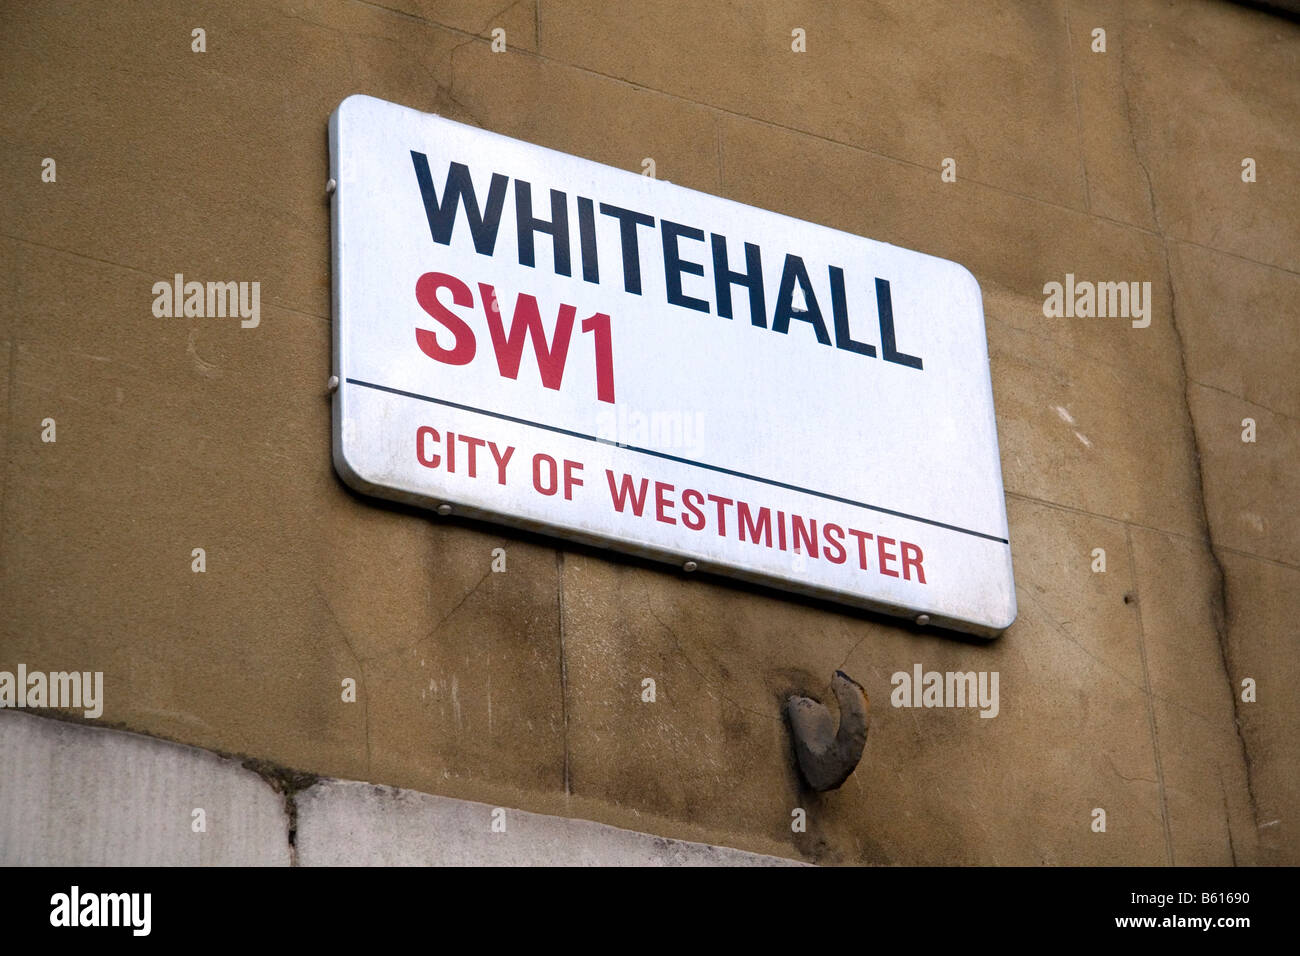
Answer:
[{"xmin": 329, "ymin": 95, "xmax": 1016, "ymax": 636}]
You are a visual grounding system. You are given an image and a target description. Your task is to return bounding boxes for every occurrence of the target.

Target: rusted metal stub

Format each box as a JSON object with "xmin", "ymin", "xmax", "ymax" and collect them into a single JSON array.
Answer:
[{"xmin": 787, "ymin": 671, "xmax": 870, "ymax": 791}]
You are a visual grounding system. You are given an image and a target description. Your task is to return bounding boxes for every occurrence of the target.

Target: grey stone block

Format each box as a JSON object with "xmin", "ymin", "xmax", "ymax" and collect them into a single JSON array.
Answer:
[
  {"xmin": 296, "ymin": 779, "xmax": 802, "ymax": 866},
  {"xmin": 0, "ymin": 711, "xmax": 289, "ymax": 865}
]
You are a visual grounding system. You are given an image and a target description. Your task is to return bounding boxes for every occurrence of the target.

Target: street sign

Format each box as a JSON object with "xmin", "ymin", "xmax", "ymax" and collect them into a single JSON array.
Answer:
[{"xmin": 328, "ymin": 95, "xmax": 1016, "ymax": 636}]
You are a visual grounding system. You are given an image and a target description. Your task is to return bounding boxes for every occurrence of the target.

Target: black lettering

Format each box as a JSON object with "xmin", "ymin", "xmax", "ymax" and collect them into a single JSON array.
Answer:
[
  {"xmin": 876, "ymin": 277, "xmax": 922, "ymax": 370},
  {"xmin": 515, "ymin": 179, "xmax": 571, "ymax": 277},
  {"xmin": 599, "ymin": 203, "xmax": 656, "ymax": 295},
  {"xmin": 662, "ymin": 220, "xmax": 709, "ymax": 313},
  {"xmin": 712, "ymin": 234, "xmax": 766, "ymax": 328},
  {"xmin": 577, "ymin": 196, "xmax": 599, "ymax": 284},
  {"xmin": 830, "ymin": 266, "xmax": 876, "ymax": 357},
  {"xmin": 410, "ymin": 153, "xmax": 507, "ymax": 256},
  {"xmin": 772, "ymin": 254, "xmax": 831, "ymax": 345}
]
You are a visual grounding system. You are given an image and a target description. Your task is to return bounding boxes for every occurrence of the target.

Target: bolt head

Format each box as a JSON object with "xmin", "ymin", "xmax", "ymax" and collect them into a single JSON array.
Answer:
[
  {"xmin": 326, "ymin": 178, "xmax": 337, "ymax": 195},
  {"xmin": 682, "ymin": 560, "xmax": 698, "ymax": 573},
  {"xmin": 436, "ymin": 503, "xmax": 453, "ymax": 516},
  {"xmin": 916, "ymin": 613, "xmax": 931, "ymax": 626},
  {"xmin": 326, "ymin": 375, "xmax": 340, "ymax": 393}
]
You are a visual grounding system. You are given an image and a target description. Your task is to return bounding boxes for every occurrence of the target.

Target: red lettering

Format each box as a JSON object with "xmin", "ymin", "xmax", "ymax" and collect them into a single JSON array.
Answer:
[
  {"xmin": 479, "ymin": 283, "xmax": 575, "ymax": 391},
  {"xmin": 415, "ymin": 426, "xmax": 441, "ymax": 468},
  {"xmin": 901, "ymin": 542, "xmax": 926, "ymax": 583},
  {"xmin": 533, "ymin": 454, "xmax": 558, "ymax": 496},
  {"xmin": 706, "ymin": 494, "xmax": 734, "ymax": 537},
  {"xmin": 877, "ymin": 536, "xmax": 899, "ymax": 577},
  {"xmin": 654, "ymin": 481, "xmax": 676, "ymax": 524},
  {"xmin": 792, "ymin": 515, "xmax": 819, "ymax": 559},
  {"xmin": 415, "ymin": 272, "xmax": 476, "ymax": 366},
  {"xmin": 848, "ymin": 528, "xmax": 874, "ymax": 570},
  {"xmin": 738, "ymin": 502, "xmax": 772, "ymax": 547},
  {"xmin": 606, "ymin": 470, "xmax": 649, "ymax": 515},
  {"xmin": 460, "ymin": 434, "xmax": 485, "ymax": 477},
  {"xmin": 563, "ymin": 459, "xmax": 584, "ymax": 500},
  {"xmin": 581, "ymin": 312, "xmax": 616, "ymax": 404},
  {"xmin": 489, "ymin": 442, "xmax": 513, "ymax": 484},
  {"xmin": 681, "ymin": 489, "xmax": 706, "ymax": 530},
  {"xmin": 823, "ymin": 523, "xmax": 847, "ymax": 564}
]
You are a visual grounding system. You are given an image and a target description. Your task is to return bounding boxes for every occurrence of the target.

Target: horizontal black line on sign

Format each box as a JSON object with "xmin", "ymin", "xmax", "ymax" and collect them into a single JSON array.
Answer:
[{"xmin": 345, "ymin": 378, "xmax": 1011, "ymax": 545}]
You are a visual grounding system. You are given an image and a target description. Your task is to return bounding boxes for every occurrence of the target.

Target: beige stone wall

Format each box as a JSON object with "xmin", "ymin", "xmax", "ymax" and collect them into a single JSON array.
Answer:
[{"xmin": 1, "ymin": 0, "xmax": 1295, "ymax": 864}]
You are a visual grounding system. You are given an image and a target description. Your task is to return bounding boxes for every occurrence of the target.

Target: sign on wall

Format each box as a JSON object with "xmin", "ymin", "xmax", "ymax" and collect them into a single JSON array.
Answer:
[{"xmin": 328, "ymin": 95, "xmax": 1016, "ymax": 636}]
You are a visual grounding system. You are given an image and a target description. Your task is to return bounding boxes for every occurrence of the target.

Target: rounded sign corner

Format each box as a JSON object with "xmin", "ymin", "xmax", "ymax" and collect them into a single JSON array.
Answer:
[{"xmin": 330, "ymin": 429, "xmax": 381, "ymax": 499}]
